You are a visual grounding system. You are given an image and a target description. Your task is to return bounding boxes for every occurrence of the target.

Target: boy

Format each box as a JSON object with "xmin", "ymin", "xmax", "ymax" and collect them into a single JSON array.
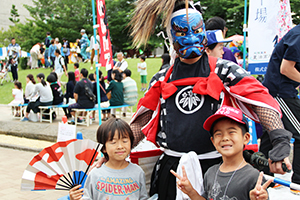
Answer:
[
  {"xmin": 53, "ymin": 49, "xmax": 67, "ymax": 83},
  {"xmin": 205, "ymin": 30, "xmax": 232, "ymax": 59},
  {"xmin": 137, "ymin": 55, "xmax": 147, "ymax": 91},
  {"xmin": 171, "ymin": 106, "xmax": 273, "ymax": 200},
  {"xmin": 69, "ymin": 118, "xmax": 148, "ymax": 200},
  {"xmin": 74, "ymin": 63, "xmax": 80, "ymax": 82}
]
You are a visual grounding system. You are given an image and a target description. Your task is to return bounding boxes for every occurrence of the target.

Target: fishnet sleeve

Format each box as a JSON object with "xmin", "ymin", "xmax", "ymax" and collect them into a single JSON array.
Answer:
[
  {"xmin": 249, "ymin": 105, "xmax": 284, "ymax": 132},
  {"xmin": 130, "ymin": 110, "xmax": 154, "ymax": 147}
]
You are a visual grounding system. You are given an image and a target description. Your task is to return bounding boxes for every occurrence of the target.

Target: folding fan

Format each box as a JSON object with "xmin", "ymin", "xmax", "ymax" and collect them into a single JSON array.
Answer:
[{"xmin": 21, "ymin": 139, "xmax": 102, "ymax": 191}]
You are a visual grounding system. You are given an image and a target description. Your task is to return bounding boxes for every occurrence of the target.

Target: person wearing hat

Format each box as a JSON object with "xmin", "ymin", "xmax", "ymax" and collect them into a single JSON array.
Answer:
[
  {"xmin": 171, "ymin": 105, "xmax": 272, "ymax": 200},
  {"xmin": 77, "ymin": 29, "xmax": 90, "ymax": 63},
  {"xmin": 206, "ymin": 29, "xmax": 232, "ymax": 58},
  {"xmin": 230, "ymin": 46, "xmax": 242, "ymax": 65}
]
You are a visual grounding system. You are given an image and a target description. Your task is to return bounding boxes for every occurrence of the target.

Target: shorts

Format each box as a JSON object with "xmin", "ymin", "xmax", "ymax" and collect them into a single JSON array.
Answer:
[{"xmin": 141, "ymin": 75, "xmax": 147, "ymax": 84}]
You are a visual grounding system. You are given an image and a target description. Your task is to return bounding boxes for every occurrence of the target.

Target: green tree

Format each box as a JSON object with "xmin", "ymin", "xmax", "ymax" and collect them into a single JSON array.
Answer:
[{"xmin": 9, "ymin": 4, "xmax": 20, "ymax": 24}]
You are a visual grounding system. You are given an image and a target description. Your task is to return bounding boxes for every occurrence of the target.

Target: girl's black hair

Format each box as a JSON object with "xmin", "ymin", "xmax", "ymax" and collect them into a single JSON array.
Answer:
[
  {"xmin": 27, "ymin": 74, "xmax": 36, "ymax": 84},
  {"xmin": 14, "ymin": 81, "xmax": 22, "ymax": 89},
  {"xmin": 47, "ymin": 74, "xmax": 56, "ymax": 83},
  {"xmin": 50, "ymin": 72, "xmax": 58, "ymax": 81},
  {"xmin": 37, "ymin": 73, "xmax": 47, "ymax": 86},
  {"xmin": 68, "ymin": 71, "xmax": 76, "ymax": 86},
  {"xmin": 112, "ymin": 69, "xmax": 123, "ymax": 82},
  {"xmin": 96, "ymin": 118, "xmax": 134, "ymax": 160},
  {"xmin": 88, "ymin": 73, "xmax": 95, "ymax": 81},
  {"xmin": 96, "ymin": 70, "xmax": 104, "ymax": 83}
]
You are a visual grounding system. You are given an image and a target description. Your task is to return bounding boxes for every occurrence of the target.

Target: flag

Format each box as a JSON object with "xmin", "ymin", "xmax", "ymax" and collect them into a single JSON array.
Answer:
[{"xmin": 97, "ymin": 0, "xmax": 114, "ymax": 71}]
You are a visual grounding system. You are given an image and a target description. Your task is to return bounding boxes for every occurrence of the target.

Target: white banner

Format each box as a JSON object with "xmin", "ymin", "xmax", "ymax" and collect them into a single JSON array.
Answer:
[{"xmin": 248, "ymin": 0, "xmax": 279, "ymax": 74}]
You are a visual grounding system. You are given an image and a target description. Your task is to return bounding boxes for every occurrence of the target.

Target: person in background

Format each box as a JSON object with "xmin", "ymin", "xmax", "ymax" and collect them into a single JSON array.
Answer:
[
  {"xmin": 138, "ymin": 55, "xmax": 147, "ymax": 91},
  {"xmin": 77, "ymin": 29, "xmax": 90, "ymax": 63},
  {"xmin": 106, "ymin": 69, "xmax": 124, "ymax": 118},
  {"xmin": 21, "ymin": 73, "xmax": 53, "ymax": 122},
  {"xmin": 8, "ymin": 55, "xmax": 19, "ymax": 82},
  {"xmin": 205, "ymin": 17, "xmax": 237, "ymax": 64},
  {"xmin": 8, "ymin": 81, "xmax": 24, "ymax": 117},
  {"xmin": 44, "ymin": 32, "xmax": 52, "ymax": 68},
  {"xmin": 122, "ymin": 69, "xmax": 138, "ymax": 117},
  {"xmin": 205, "ymin": 30, "xmax": 232, "ymax": 59},
  {"xmin": 63, "ymin": 71, "xmax": 76, "ymax": 118},
  {"xmin": 262, "ymin": 24, "xmax": 300, "ymax": 195},
  {"xmin": 74, "ymin": 63, "xmax": 80, "ymax": 82},
  {"xmin": 55, "ymin": 38, "xmax": 62, "ymax": 50},
  {"xmin": 7, "ymin": 38, "xmax": 21, "ymax": 60},
  {"xmin": 89, "ymin": 30, "xmax": 100, "ymax": 70},
  {"xmin": 24, "ymin": 74, "xmax": 37, "ymax": 103},
  {"xmin": 88, "ymin": 73, "xmax": 95, "ymax": 83},
  {"xmin": 113, "ymin": 52, "xmax": 128, "ymax": 72},
  {"xmin": 62, "ymin": 38, "xmax": 70, "ymax": 70},
  {"xmin": 230, "ymin": 46, "xmax": 242, "ymax": 64},
  {"xmin": 160, "ymin": 53, "xmax": 171, "ymax": 71},
  {"xmin": 53, "ymin": 49, "xmax": 67, "ymax": 83},
  {"xmin": 92, "ymin": 70, "xmax": 109, "ymax": 121},
  {"xmin": 30, "ymin": 43, "xmax": 42, "ymax": 69},
  {"xmin": 68, "ymin": 68, "xmax": 95, "ymax": 122},
  {"xmin": 48, "ymin": 39, "xmax": 57, "ymax": 70}
]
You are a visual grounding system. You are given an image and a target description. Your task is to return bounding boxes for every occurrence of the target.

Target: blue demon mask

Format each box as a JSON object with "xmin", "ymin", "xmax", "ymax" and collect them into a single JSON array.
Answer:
[{"xmin": 170, "ymin": 10, "xmax": 206, "ymax": 58}]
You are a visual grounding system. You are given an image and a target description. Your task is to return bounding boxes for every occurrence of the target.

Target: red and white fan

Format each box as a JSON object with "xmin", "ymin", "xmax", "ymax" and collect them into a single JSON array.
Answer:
[{"xmin": 21, "ymin": 139, "xmax": 102, "ymax": 191}]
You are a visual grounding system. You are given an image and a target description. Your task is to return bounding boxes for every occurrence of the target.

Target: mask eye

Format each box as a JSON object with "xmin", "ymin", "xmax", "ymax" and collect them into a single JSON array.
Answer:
[
  {"xmin": 175, "ymin": 32, "xmax": 186, "ymax": 37},
  {"xmin": 194, "ymin": 28, "xmax": 203, "ymax": 34}
]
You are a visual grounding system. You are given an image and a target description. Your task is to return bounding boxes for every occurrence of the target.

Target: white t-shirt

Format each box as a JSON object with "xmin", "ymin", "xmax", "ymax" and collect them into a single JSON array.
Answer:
[
  {"xmin": 12, "ymin": 89, "xmax": 23, "ymax": 101},
  {"xmin": 139, "ymin": 62, "xmax": 147, "ymax": 75},
  {"xmin": 90, "ymin": 35, "xmax": 100, "ymax": 50},
  {"xmin": 34, "ymin": 83, "xmax": 53, "ymax": 103},
  {"xmin": 54, "ymin": 55, "xmax": 65, "ymax": 74},
  {"xmin": 25, "ymin": 81, "xmax": 36, "ymax": 101}
]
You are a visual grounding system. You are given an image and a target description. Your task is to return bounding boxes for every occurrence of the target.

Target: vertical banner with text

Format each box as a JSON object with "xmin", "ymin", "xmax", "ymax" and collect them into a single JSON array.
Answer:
[
  {"xmin": 97, "ymin": 0, "xmax": 114, "ymax": 71},
  {"xmin": 248, "ymin": 0, "xmax": 279, "ymax": 74}
]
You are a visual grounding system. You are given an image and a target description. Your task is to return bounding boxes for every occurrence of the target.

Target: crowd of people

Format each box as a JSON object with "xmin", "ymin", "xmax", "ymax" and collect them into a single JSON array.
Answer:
[{"xmin": 8, "ymin": 56, "xmax": 139, "ymax": 123}]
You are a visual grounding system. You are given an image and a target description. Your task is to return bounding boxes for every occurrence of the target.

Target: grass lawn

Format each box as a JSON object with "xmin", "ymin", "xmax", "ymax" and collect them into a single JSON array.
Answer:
[{"xmin": 0, "ymin": 58, "xmax": 162, "ymax": 112}]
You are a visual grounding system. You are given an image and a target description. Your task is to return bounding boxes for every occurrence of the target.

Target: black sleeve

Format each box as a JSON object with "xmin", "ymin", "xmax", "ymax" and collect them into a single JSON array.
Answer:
[{"xmin": 283, "ymin": 34, "xmax": 300, "ymax": 63}]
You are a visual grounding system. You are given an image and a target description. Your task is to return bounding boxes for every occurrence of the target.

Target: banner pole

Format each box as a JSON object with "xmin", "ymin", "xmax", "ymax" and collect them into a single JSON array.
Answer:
[
  {"xmin": 243, "ymin": 0, "xmax": 247, "ymax": 70},
  {"xmin": 92, "ymin": 0, "xmax": 102, "ymax": 125}
]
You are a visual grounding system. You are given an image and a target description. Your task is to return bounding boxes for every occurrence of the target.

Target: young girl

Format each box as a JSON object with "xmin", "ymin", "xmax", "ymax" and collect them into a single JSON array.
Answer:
[
  {"xmin": 69, "ymin": 118, "xmax": 148, "ymax": 200},
  {"xmin": 24, "ymin": 74, "xmax": 36, "ymax": 103},
  {"xmin": 74, "ymin": 63, "xmax": 80, "ymax": 82},
  {"xmin": 8, "ymin": 81, "xmax": 24, "ymax": 117}
]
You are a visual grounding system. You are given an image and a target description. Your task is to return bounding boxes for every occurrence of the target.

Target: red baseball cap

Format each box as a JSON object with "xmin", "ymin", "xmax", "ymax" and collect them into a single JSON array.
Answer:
[{"xmin": 203, "ymin": 106, "xmax": 249, "ymax": 134}]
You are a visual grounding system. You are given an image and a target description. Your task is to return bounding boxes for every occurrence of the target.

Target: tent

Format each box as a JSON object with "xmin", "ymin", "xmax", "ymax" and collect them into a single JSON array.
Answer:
[{"xmin": 0, "ymin": 47, "xmax": 30, "ymax": 60}]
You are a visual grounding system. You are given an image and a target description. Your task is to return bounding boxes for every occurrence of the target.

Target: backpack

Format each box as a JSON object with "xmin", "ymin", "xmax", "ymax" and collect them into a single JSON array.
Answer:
[{"xmin": 84, "ymin": 81, "xmax": 96, "ymax": 102}]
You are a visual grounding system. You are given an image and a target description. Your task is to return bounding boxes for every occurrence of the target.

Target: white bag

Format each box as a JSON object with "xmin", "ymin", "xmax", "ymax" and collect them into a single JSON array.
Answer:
[{"xmin": 28, "ymin": 110, "xmax": 39, "ymax": 122}]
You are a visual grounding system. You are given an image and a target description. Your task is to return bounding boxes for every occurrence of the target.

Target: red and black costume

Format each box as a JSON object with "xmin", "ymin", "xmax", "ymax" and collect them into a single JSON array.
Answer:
[{"xmin": 130, "ymin": 53, "xmax": 283, "ymax": 199}]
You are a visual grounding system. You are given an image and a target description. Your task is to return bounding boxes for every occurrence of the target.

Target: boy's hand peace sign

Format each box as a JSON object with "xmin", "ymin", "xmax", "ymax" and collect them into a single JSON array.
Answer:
[
  {"xmin": 170, "ymin": 166, "xmax": 205, "ymax": 200},
  {"xmin": 249, "ymin": 172, "xmax": 273, "ymax": 200}
]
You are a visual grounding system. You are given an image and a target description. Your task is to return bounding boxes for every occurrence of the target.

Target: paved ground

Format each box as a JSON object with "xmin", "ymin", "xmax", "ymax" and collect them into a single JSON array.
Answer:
[{"xmin": 0, "ymin": 104, "xmax": 299, "ymax": 199}]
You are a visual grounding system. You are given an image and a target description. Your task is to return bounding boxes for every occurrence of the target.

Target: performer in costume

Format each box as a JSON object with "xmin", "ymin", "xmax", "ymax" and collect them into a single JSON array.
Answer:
[{"xmin": 129, "ymin": 0, "xmax": 292, "ymax": 199}]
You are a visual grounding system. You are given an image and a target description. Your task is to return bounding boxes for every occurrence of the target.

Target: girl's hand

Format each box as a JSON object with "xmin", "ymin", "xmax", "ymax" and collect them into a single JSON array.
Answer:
[
  {"xmin": 69, "ymin": 185, "xmax": 84, "ymax": 200},
  {"xmin": 249, "ymin": 172, "xmax": 273, "ymax": 200}
]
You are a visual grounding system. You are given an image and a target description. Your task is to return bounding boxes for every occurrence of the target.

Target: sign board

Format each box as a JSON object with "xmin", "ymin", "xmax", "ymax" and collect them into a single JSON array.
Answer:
[{"xmin": 57, "ymin": 122, "xmax": 76, "ymax": 142}]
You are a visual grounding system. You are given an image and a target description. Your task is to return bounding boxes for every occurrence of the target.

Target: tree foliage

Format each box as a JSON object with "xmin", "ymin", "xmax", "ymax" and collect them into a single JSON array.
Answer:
[
  {"xmin": 9, "ymin": 4, "xmax": 20, "ymax": 24},
  {"xmin": 1, "ymin": 0, "xmax": 300, "ymax": 53}
]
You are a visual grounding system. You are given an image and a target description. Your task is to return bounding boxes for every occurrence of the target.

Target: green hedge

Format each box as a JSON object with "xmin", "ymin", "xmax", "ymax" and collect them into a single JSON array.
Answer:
[{"xmin": 19, "ymin": 57, "xmax": 29, "ymax": 70}]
